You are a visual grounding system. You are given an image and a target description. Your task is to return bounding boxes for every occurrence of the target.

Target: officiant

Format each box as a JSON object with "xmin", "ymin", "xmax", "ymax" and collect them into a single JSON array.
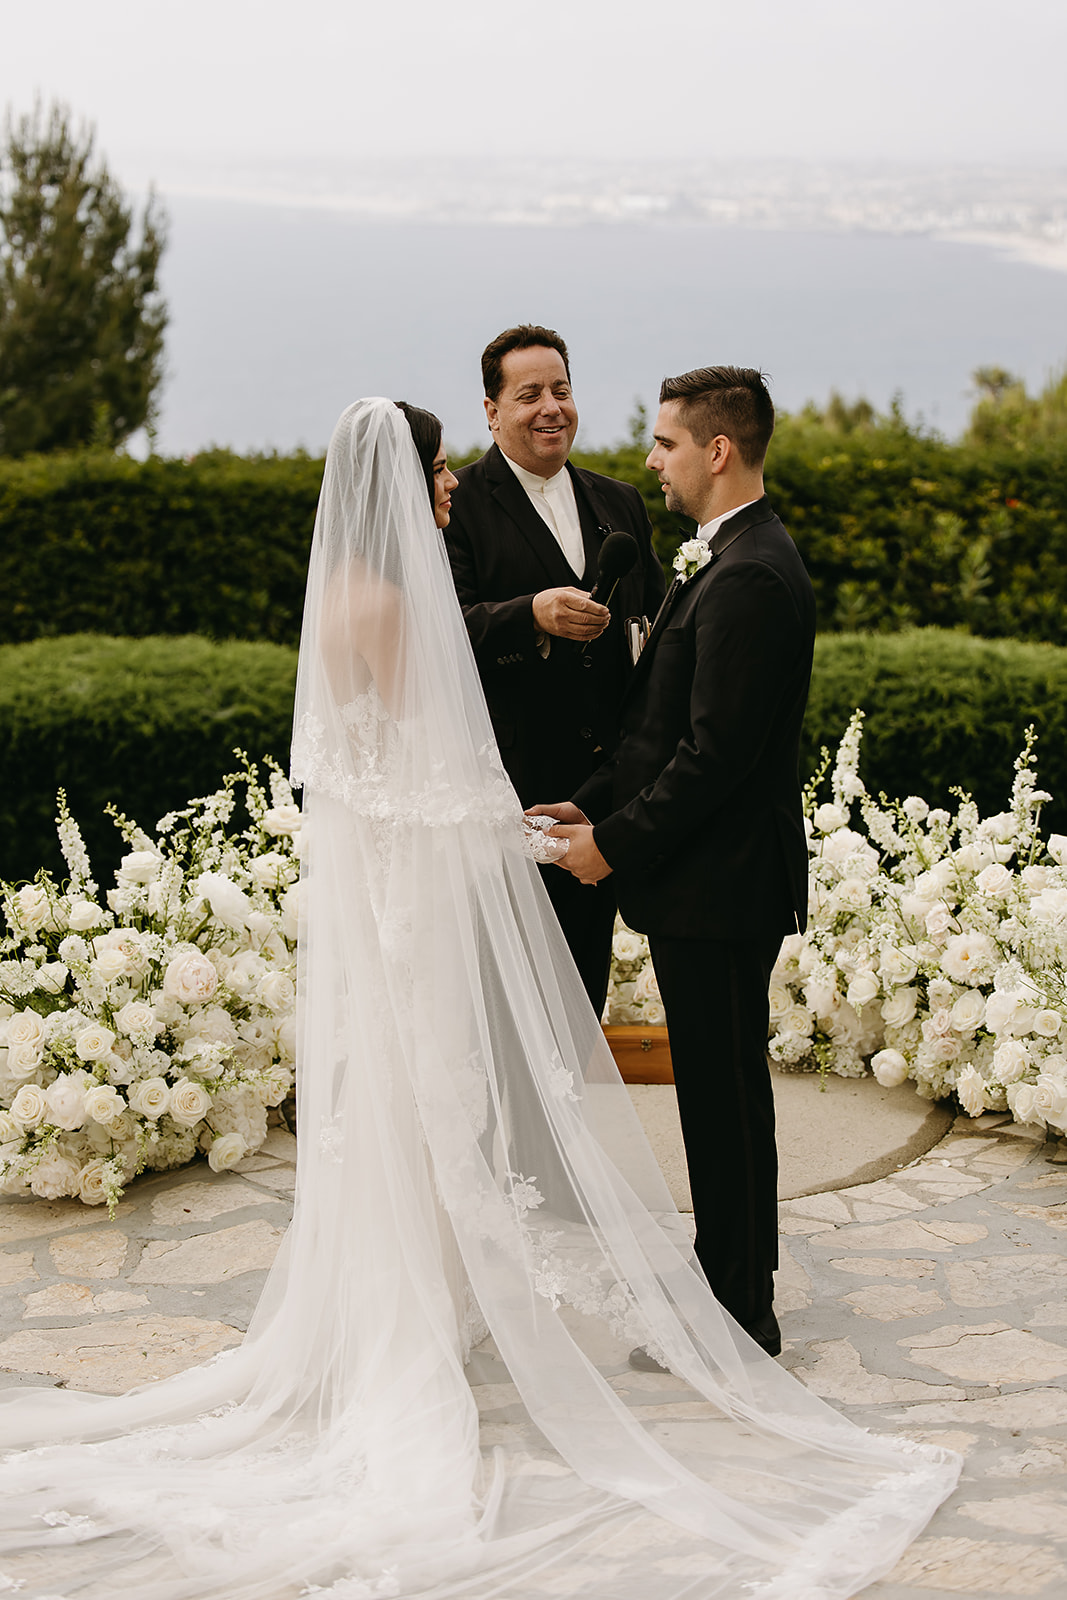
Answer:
[{"xmin": 444, "ymin": 324, "xmax": 664, "ymax": 1012}]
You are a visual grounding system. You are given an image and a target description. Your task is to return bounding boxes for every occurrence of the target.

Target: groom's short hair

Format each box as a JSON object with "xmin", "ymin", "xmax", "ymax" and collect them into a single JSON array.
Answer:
[
  {"xmin": 482, "ymin": 324, "xmax": 571, "ymax": 402},
  {"xmin": 660, "ymin": 367, "xmax": 774, "ymax": 468}
]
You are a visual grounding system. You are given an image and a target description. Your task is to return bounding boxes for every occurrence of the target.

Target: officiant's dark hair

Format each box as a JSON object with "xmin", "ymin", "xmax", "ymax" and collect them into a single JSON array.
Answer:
[
  {"xmin": 660, "ymin": 367, "xmax": 774, "ymax": 468},
  {"xmin": 394, "ymin": 402, "xmax": 443, "ymax": 507},
  {"xmin": 481, "ymin": 325, "xmax": 571, "ymax": 402}
]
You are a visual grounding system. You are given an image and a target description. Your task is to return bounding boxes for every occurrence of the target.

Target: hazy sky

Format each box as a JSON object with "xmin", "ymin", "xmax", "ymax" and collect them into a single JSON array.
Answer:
[{"xmin": 3, "ymin": 0, "xmax": 1066, "ymax": 193}]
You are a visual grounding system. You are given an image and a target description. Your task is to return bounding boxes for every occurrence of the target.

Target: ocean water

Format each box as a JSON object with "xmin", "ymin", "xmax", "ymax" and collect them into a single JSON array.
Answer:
[{"xmin": 155, "ymin": 198, "xmax": 1067, "ymax": 456}]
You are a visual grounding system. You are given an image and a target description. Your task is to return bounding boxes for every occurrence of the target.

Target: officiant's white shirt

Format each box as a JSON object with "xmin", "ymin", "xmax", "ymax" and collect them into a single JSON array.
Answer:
[{"xmin": 501, "ymin": 452, "xmax": 586, "ymax": 578}]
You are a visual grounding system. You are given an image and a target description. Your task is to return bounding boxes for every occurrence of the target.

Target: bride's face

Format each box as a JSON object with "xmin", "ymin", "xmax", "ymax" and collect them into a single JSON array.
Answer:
[{"xmin": 433, "ymin": 446, "xmax": 460, "ymax": 528}]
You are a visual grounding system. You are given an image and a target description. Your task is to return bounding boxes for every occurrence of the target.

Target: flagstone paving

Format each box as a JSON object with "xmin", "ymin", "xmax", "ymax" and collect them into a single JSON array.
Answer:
[{"xmin": 1, "ymin": 1109, "xmax": 1065, "ymax": 1597}]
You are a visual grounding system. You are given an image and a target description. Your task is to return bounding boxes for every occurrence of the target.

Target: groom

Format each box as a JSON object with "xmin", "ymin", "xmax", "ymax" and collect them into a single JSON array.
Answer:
[{"xmin": 534, "ymin": 366, "xmax": 815, "ymax": 1357}]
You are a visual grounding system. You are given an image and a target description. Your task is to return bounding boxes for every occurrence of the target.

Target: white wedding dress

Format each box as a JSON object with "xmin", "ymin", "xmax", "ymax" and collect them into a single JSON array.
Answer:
[{"xmin": 0, "ymin": 400, "xmax": 959, "ymax": 1600}]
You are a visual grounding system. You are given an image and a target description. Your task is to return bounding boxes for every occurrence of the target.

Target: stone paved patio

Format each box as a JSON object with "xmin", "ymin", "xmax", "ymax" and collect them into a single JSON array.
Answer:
[{"xmin": 1, "ymin": 1102, "xmax": 1065, "ymax": 1597}]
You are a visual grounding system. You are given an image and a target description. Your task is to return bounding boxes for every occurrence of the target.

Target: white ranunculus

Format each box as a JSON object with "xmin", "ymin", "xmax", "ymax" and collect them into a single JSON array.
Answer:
[
  {"xmin": 950, "ymin": 990, "xmax": 986, "ymax": 1034},
  {"xmin": 93, "ymin": 948, "xmax": 129, "ymax": 985},
  {"xmin": 196, "ymin": 872, "xmax": 254, "ymax": 931},
  {"xmin": 207, "ymin": 1131, "xmax": 247, "ymax": 1172},
  {"xmin": 249, "ymin": 851, "xmax": 290, "ymax": 889},
  {"xmin": 115, "ymin": 1000, "xmax": 160, "ymax": 1040},
  {"xmin": 813, "ymin": 803, "xmax": 849, "ymax": 834},
  {"xmin": 127, "ymin": 1076, "xmax": 171, "ymax": 1120},
  {"xmin": 1033, "ymin": 1009, "xmax": 1063, "ymax": 1039},
  {"xmin": 1033, "ymin": 1073, "xmax": 1067, "ymax": 1128},
  {"xmin": 975, "ymin": 862, "xmax": 1013, "ymax": 898},
  {"xmin": 984, "ymin": 990, "xmax": 1021, "ymax": 1035},
  {"xmin": 1046, "ymin": 834, "xmax": 1067, "ymax": 865},
  {"xmin": 75, "ymin": 1025, "xmax": 116, "ymax": 1062},
  {"xmin": 29, "ymin": 1150, "xmax": 81, "ymax": 1200},
  {"xmin": 12, "ymin": 885, "xmax": 51, "ymax": 933},
  {"xmin": 67, "ymin": 899, "xmax": 104, "ymax": 931},
  {"xmin": 1007, "ymin": 1080, "xmax": 1040, "ymax": 1123},
  {"xmin": 257, "ymin": 970, "xmax": 295, "ymax": 1013},
  {"xmin": 846, "ymin": 971, "xmax": 880, "ymax": 1008},
  {"xmin": 76, "ymin": 1160, "xmax": 109, "ymax": 1205},
  {"xmin": 901, "ymin": 796, "xmax": 929, "ymax": 822},
  {"xmin": 84, "ymin": 1084, "xmax": 126, "ymax": 1123},
  {"xmin": 44, "ymin": 1075, "xmax": 88, "ymax": 1131},
  {"xmin": 941, "ymin": 932, "xmax": 997, "ymax": 985},
  {"xmin": 882, "ymin": 987, "xmax": 918, "ymax": 1028},
  {"xmin": 262, "ymin": 804, "xmax": 301, "ymax": 836},
  {"xmin": 955, "ymin": 1064, "xmax": 989, "ymax": 1117},
  {"xmin": 992, "ymin": 1039, "xmax": 1031, "ymax": 1083},
  {"xmin": 169, "ymin": 1079, "xmax": 213, "ymax": 1127},
  {"xmin": 117, "ymin": 849, "xmax": 163, "ymax": 884},
  {"xmin": 871, "ymin": 1048, "xmax": 909, "ymax": 1088},
  {"xmin": 7, "ymin": 1010, "xmax": 45, "ymax": 1050},
  {"xmin": 10, "ymin": 1083, "xmax": 47, "ymax": 1128},
  {"xmin": 163, "ymin": 951, "xmax": 219, "ymax": 1006}
]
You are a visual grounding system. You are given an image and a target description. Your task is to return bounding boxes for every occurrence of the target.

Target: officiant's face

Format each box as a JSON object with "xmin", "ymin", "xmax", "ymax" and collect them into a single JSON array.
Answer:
[{"xmin": 485, "ymin": 346, "xmax": 578, "ymax": 476}]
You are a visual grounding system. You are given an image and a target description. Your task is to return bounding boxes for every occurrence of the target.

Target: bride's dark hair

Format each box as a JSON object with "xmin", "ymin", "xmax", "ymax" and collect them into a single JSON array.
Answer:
[{"xmin": 394, "ymin": 401, "xmax": 443, "ymax": 507}]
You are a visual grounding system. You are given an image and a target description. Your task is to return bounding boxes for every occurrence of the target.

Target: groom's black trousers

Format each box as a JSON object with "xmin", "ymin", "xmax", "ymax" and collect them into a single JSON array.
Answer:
[{"xmin": 649, "ymin": 930, "xmax": 783, "ymax": 1330}]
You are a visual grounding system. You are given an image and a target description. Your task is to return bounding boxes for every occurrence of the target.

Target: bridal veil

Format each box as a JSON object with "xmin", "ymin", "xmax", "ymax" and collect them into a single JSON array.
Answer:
[{"xmin": 0, "ymin": 398, "xmax": 959, "ymax": 1599}]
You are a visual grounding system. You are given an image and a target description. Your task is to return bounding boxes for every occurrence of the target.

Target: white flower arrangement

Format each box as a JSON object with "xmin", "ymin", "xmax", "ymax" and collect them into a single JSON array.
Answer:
[
  {"xmin": 605, "ymin": 712, "xmax": 1067, "ymax": 1138},
  {"xmin": 0, "ymin": 757, "xmax": 301, "ymax": 1211},
  {"xmin": 672, "ymin": 539, "xmax": 712, "ymax": 584},
  {"xmin": 603, "ymin": 921, "xmax": 666, "ymax": 1027}
]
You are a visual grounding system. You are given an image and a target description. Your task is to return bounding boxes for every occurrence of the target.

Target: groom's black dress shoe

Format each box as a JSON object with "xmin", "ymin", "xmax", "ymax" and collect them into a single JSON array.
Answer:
[{"xmin": 743, "ymin": 1308, "xmax": 782, "ymax": 1357}]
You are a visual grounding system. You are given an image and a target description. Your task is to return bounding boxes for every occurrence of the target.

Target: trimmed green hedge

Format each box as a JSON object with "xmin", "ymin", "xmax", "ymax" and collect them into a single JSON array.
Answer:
[
  {"xmin": 0, "ymin": 634, "xmax": 297, "ymax": 885},
  {"xmin": 3, "ymin": 629, "xmax": 1066, "ymax": 890},
  {"xmin": 3, "ymin": 427, "xmax": 1067, "ymax": 646}
]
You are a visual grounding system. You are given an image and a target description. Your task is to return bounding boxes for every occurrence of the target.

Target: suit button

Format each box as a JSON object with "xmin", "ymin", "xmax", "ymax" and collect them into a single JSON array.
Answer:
[
  {"xmin": 580, "ymin": 726, "xmax": 592, "ymax": 739},
  {"xmin": 581, "ymin": 657, "xmax": 592, "ymax": 669}
]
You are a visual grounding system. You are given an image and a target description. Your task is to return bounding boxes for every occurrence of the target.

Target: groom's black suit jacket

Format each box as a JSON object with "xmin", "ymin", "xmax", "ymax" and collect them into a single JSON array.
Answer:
[
  {"xmin": 573, "ymin": 497, "xmax": 815, "ymax": 942},
  {"xmin": 444, "ymin": 444, "xmax": 665, "ymax": 807}
]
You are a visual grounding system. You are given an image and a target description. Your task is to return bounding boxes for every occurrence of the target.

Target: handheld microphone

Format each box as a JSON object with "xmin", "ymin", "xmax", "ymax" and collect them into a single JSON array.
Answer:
[{"xmin": 588, "ymin": 531, "xmax": 639, "ymax": 610}]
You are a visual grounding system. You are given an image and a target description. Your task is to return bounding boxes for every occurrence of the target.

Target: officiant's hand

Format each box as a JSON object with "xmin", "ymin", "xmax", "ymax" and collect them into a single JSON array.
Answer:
[
  {"xmin": 532, "ymin": 588, "xmax": 610, "ymax": 641},
  {"xmin": 547, "ymin": 824, "xmax": 612, "ymax": 884}
]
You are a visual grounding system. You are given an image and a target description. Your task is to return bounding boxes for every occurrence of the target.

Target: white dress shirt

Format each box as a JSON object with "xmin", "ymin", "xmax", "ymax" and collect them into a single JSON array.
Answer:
[
  {"xmin": 501, "ymin": 453, "xmax": 587, "ymax": 578},
  {"xmin": 696, "ymin": 498, "xmax": 761, "ymax": 547}
]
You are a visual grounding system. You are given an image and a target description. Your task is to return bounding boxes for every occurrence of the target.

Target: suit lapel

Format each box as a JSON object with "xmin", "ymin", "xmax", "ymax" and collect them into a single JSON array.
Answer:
[{"xmin": 485, "ymin": 445, "xmax": 582, "ymax": 586}]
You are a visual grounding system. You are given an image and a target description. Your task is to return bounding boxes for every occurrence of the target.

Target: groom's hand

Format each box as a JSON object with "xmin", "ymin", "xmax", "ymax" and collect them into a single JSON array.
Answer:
[
  {"xmin": 526, "ymin": 802, "xmax": 589, "ymax": 826},
  {"xmin": 548, "ymin": 824, "xmax": 612, "ymax": 884},
  {"xmin": 533, "ymin": 588, "xmax": 610, "ymax": 641}
]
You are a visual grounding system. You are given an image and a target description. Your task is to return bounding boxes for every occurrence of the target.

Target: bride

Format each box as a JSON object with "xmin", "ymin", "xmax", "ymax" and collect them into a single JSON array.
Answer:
[{"xmin": 0, "ymin": 398, "xmax": 959, "ymax": 1600}]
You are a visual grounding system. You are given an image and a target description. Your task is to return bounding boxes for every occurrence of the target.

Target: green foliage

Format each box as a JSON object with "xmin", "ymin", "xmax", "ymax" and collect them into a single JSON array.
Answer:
[
  {"xmin": 0, "ymin": 102, "xmax": 166, "ymax": 456},
  {"xmin": 804, "ymin": 629, "xmax": 1067, "ymax": 831},
  {"xmin": 965, "ymin": 364, "xmax": 1067, "ymax": 451},
  {"xmin": 0, "ymin": 634, "xmax": 296, "ymax": 885}
]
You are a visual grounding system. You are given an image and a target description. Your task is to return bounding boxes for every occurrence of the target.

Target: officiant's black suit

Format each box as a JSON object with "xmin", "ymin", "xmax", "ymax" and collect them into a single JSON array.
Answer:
[
  {"xmin": 573, "ymin": 497, "xmax": 816, "ymax": 1335},
  {"xmin": 445, "ymin": 443, "xmax": 664, "ymax": 1009}
]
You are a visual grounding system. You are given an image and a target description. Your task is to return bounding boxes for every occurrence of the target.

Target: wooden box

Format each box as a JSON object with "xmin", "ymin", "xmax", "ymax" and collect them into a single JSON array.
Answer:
[{"xmin": 602, "ymin": 1024, "xmax": 674, "ymax": 1085}]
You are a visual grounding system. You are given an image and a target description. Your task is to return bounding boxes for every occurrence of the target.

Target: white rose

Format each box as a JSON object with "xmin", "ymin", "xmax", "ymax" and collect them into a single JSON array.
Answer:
[
  {"xmin": 76, "ymin": 1160, "xmax": 108, "ymax": 1205},
  {"xmin": 879, "ymin": 945, "xmax": 919, "ymax": 985},
  {"xmin": 930, "ymin": 1035, "xmax": 961, "ymax": 1062},
  {"xmin": 992, "ymin": 1039, "xmax": 1031, "ymax": 1083},
  {"xmin": 262, "ymin": 804, "xmax": 302, "ymax": 836},
  {"xmin": 813, "ymin": 803, "xmax": 849, "ymax": 834},
  {"xmin": 941, "ymin": 932, "xmax": 997, "ymax": 985},
  {"xmin": 1046, "ymin": 835, "xmax": 1067, "ymax": 865},
  {"xmin": 640, "ymin": 999, "xmax": 667, "ymax": 1025},
  {"xmin": 168, "ymin": 1079, "xmax": 213, "ymax": 1127},
  {"xmin": 10, "ymin": 1083, "xmax": 47, "ymax": 1128},
  {"xmin": 127, "ymin": 1076, "xmax": 171, "ymax": 1120},
  {"xmin": 207, "ymin": 1131, "xmax": 247, "ymax": 1172},
  {"xmin": 249, "ymin": 851, "xmax": 290, "ymax": 889},
  {"xmin": 954, "ymin": 843, "xmax": 994, "ymax": 873},
  {"xmin": 899, "ymin": 893, "xmax": 934, "ymax": 925},
  {"xmin": 1038, "ymin": 1053, "xmax": 1067, "ymax": 1077},
  {"xmin": 257, "ymin": 970, "xmax": 296, "ymax": 1013},
  {"xmin": 1033, "ymin": 1073, "xmax": 1067, "ymax": 1128},
  {"xmin": 1007, "ymin": 1080, "xmax": 1040, "ymax": 1124},
  {"xmin": 117, "ymin": 849, "xmax": 163, "ymax": 884},
  {"xmin": 783, "ymin": 1005, "xmax": 815, "ymax": 1038},
  {"xmin": 0, "ymin": 1110, "xmax": 18, "ymax": 1142},
  {"xmin": 75, "ymin": 1025, "xmax": 116, "ymax": 1062},
  {"xmin": 846, "ymin": 971, "xmax": 880, "ymax": 1007},
  {"xmin": 67, "ymin": 899, "xmax": 104, "ymax": 931},
  {"xmin": 12, "ymin": 884, "xmax": 51, "ymax": 933},
  {"xmin": 831, "ymin": 878, "xmax": 871, "ymax": 911},
  {"xmin": 163, "ymin": 951, "xmax": 219, "ymax": 1006},
  {"xmin": 915, "ymin": 863, "xmax": 954, "ymax": 897},
  {"xmin": 612, "ymin": 930, "xmax": 646, "ymax": 964},
  {"xmin": 187, "ymin": 1007, "xmax": 238, "ymax": 1048},
  {"xmin": 976, "ymin": 862, "xmax": 1013, "ymax": 898},
  {"xmin": 84, "ymin": 1084, "xmax": 126, "ymax": 1123},
  {"xmin": 950, "ymin": 990, "xmax": 986, "ymax": 1034},
  {"xmin": 1021, "ymin": 865, "xmax": 1050, "ymax": 892},
  {"xmin": 28, "ymin": 1150, "xmax": 81, "ymax": 1200},
  {"xmin": 1033, "ymin": 1009, "xmax": 1063, "ymax": 1039},
  {"xmin": 44, "ymin": 1075, "xmax": 88, "ymax": 1131},
  {"xmin": 93, "ymin": 948, "xmax": 130, "ymax": 984},
  {"xmin": 105, "ymin": 1050, "xmax": 136, "ymax": 1086},
  {"xmin": 955, "ymin": 1064, "xmax": 988, "ymax": 1118},
  {"xmin": 767, "ymin": 983, "xmax": 792, "ymax": 1022},
  {"xmin": 7, "ymin": 1010, "xmax": 45, "ymax": 1049},
  {"xmin": 633, "ymin": 965, "xmax": 661, "ymax": 1003},
  {"xmin": 871, "ymin": 1048, "xmax": 909, "ymax": 1088},
  {"xmin": 196, "ymin": 872, "xmax": 254, "ymax": 931},
  {"xmin": 925, "ymin": 902, "xmax": 954, "ymax": 938},
  {"xmin": 5, "ymin": 1042, "xmax": 43, "ymax": 1082},
  {"xmin": 984, "ymin": 990, "xmax": 1021, "ymax": 1035},
  {"xmin": 901, "ymin": 796, "xmax": 929, "ymax": 822},
  {"xmin": 777, "ymin": 933, "xmax": 806, "ymax": 965},
  {"xmin": 38, "ymin": 962, "xmax": 68, "ymax": 995},
  {"xmin": 280, "ymin": 884, "xmax": 301, "ymax": 942},
  {"xmin": 115, "ymin": 1001, "xmax": 160, "ymax": 1041},
  {"xmin": 882, "ymin": 987, "xmax": 918, "ymax": 1027},
  {"xmin": 227, "ymin": 952, "xmax": 268, "ymax": 997},
  {"xmin": 275, "ymin": 1016, "xmax": 297, "ymax": 1062}
]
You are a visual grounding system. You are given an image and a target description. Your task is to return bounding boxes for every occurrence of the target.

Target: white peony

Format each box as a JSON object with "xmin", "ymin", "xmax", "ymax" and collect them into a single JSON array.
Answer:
[
  {"xmin": 163, "ymin": 951, "xmax": 219, "ymax": 1006},
  {"xmin": 127, "ymin": 1077, "xmax": 172, "ymax": 1120},
  {"xmin": 992, "ymin": 1039, "xmax": 1031, "ymax": 1083},
  {"xmin": 262, "ymin": 804, "xmax": 301, "ymax": 836},
  {"xmin": 954, "ymin": 843, "xmax": 994, "ymax": 873},
  {"xmin": 227, "ymin": 952, "xmax": 268, "ymax": 997},
  {"xmin": 44, "ymin": 1075, "xmax": 88, "ymax": 1131},
  {"xmin": 168, "ymin": 1079, "xmax": 213, "ymax": 1128},
  {"xmin": 207, "ymin": 1131, "xmax": 247, "ymax": 1172},
  {"xmin": 67, "ymin": 899, "xmax": 104, "ymax": 931},
  {"xmin": 941, "ymin": 933, "xmax": 997, "ymax": 985},
  {"xmin": 196, "ymin": 872, "xmax": 254, "ymax": 930},
  {"xmin": 949, "ymin": 990, "xmax": 986, "ymax": 1034},
  {"xmin": 882, "ymin": 987, "xmax": 918, "ymax": 1027},
  {"xmin": 821, "ymin": 828, "xmax": 867, "ymax": 868},
  {"xmin": 84, "ymin": 1084, "xmax": 126, "ymax": 1123},
  {"xmin": 871, "ymin": 1048, "xmax": 909, "ymax": 1088},
  {"xmin": 29, "ymin": 1150, "xmax": 81, "ymax": 1200},
  {"xmin": 1021, "ymin": 865, "xmax": 1050, "ymax": 892},
  {"xmin": 185, "ymin": 1007, "xmax": 238, "ymax": 1048},
  {"xmin": 984, "ymin": 990, "xmax": 1022, "ymax": 1035},
  {"xmin": 75, "ymin": 1025, "xmax": 116, "ymax": 1062},
  {"xmin": 10, "ymin": 1083, "xmax": 47, "ymax": 1128},
  {"xmin": 955, "ymin": 1064, "xmax": 988, "ymax": 1117},
  {"xmin": 830, "ymin": 878, "xmax": 871, "ymax": 911}
]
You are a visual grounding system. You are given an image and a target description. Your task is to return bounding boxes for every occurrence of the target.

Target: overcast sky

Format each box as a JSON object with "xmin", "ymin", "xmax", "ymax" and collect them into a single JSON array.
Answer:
[{"xmin": 3, "ymin": 0, "xmax": 1066, "ymax": 195}]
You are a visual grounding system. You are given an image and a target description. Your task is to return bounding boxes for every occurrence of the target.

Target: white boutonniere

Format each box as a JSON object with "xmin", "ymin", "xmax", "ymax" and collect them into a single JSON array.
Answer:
[{"xmin": 672, "ymin": 538, "xmax": 712, "ymax": 583}]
